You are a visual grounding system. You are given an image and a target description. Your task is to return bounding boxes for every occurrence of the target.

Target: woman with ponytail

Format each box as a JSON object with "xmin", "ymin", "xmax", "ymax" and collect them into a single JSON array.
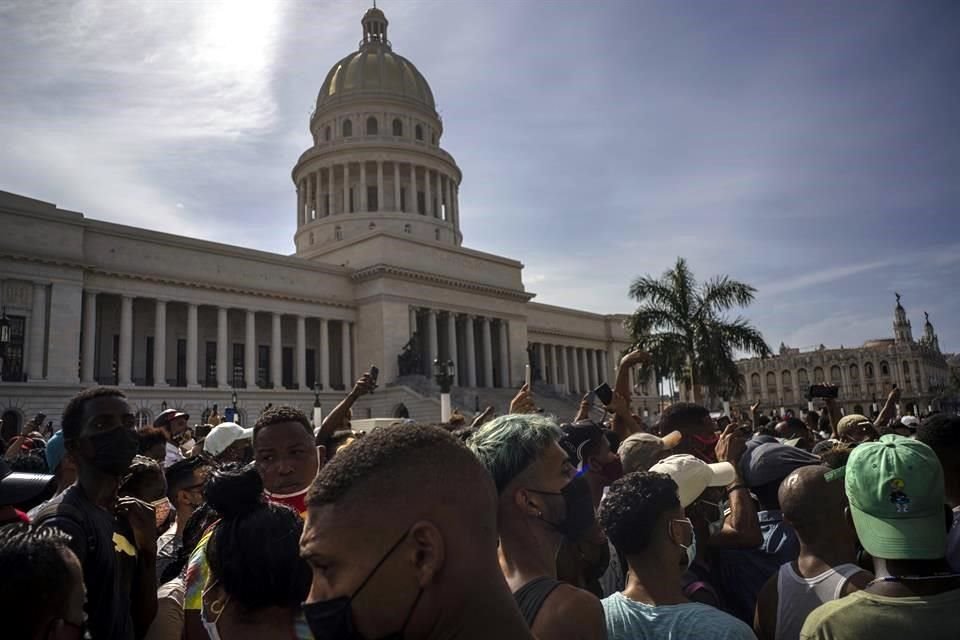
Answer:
[{"xmin": 191, "ymin": 463, "xmax": 312, "ymax": 639}]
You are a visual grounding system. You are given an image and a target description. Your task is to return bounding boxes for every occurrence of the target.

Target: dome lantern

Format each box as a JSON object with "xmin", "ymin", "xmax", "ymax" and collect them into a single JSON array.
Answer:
[{"xmin": 361, "ymin": 6, "xmax": 390, "ymax": 49}]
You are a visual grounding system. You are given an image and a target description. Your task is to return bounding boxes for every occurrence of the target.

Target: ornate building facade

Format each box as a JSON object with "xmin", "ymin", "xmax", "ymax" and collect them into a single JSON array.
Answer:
[
  {"xmin": 736, "ymin": 296, "xmax": 950, "ymax": 416},
  {"xmin": 0, "ymin": 8, "xmax": 655, "ymax": 438}
]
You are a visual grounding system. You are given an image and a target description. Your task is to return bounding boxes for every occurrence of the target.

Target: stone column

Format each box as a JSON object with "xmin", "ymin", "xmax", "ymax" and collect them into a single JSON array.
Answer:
[
  {"xmin": 341, "ymin": 321, "xmax": 352, "ymax": 388},
  {"xmin": 27, "ymin": 283, "xmax": 47, "ymax": 380},
  {"xmin": 81, "ymin": 291, "xmax": 97, "ymax": 384},
  {"xmin": 587, "ymin": 349, "xmax": 598, "ymax": 390},
  {"xmin": 498, "ymin": 320, "xmax": 509, "ymax": 388},
  {"xmin": 550, "ymin": 345, "xmax": 560, "ymax": 387},
  {"xmin": 410, "ymin": 166, "xmax": 418, "ymax": 213},
  {"xmin": 481, "ymin": 317, "xmax": 494, "ymax": 388},
  {"xmin": 600, "ymin": 351, "xmax": 610, "ymax": 383},
  {"xmin": 409, "ymin": 307, "xmax": 418, "ymax": 338},
  {"xmin": 393, "ymin": 162, "xmax": 401, "ymax": 212},
  {"xmin": 464, "ymin": 315, "xmax": 477, "ymax": 387},
  {"xmin": 445, "ymin": 176, "xmax": 453, "ymax": 222},
  {"xmin": 445, "ymin": 312, "xmax": 457, "ymax": 371},
  {"xmin": 569, "ymin": 347, "xmax": 580, "ymax": 394},
  {"xmin": 376, "ymin": 161, "xmax": 384, "ymax": 212},
  {"xmin": 425, "ymin": 168, "xmax": 434, "ymax": 217},
  {"xmin": 270, "ymin": 312, "xmax": 282, "ymax": 389},
  {"xmin": 216, "ymin": 307, "xmax": 228, "ymax": 388},
  {"xmin": 296, "ymin": 315, "xmax": 307, "ymax": 390},
  {"xmin": 319, "ymin": 318, "xmax": 330, "ymax": 390},
  {"xmin": 245, "ymin": 311, "xmax": 256, "ymax": 389},
  {"xmin": 426, "ymin": 309, "xmax": 439, "ymax": 368},
  {"xmin": 186, "ymin": 303, "xmax": 199, "ymax": 388},
  {"xmin": 359, "ymin": 162, "xmax": 367, "ymax": 212},
  {"xmin": 342, "ymin": 163, "xmax": 350, "ymax": 213},
  {"xmin": 451, "ymin": 183, "xmax": 459, "ymax": 227},
  {"xmin": 153, "ymin": 299, "xmax": 167, "ymax": 387},
  {"xmin": 314, "ymin": 171, "xmax": 322, "ymax": 217},
  {"xmin": 579, "ymin": 348, "xmax": 589, "ymax": 394},
  {"xmin": 297, "ymin": 181, "xmax": 305, "ymax": 224},
  {"xmin": 118, "ymin": 295, "xmax": 134, "ymax": 386}
]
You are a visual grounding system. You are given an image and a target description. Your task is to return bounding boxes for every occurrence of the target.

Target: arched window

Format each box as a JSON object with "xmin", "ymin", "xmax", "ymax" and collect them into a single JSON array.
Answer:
[
  {"xmin": 342, "ymin": 120, "xmax": 353, "ymax": 137},
  {"xmin": 766, "ymin": 371, "xmax": 777, "ymax": 392},
  {"xmin": 781, "ymin": 370, "xmax": 792, "ymax": 390},
  {"xmin": 865, "ymin": 362, "xmax": 874, "ymax": 379},
  {"xmin": 880, "ymin": 361, "xmax": 890, "ymax": 376},
  {"xmin": 814, "ymin": 367, "xmax": 825, "ymax": 383},
  {"xmin": 334, "ymin": 225, "xmax": 342, "ymax": 241},
  {"xmin": 366, "ymin": 116, "xmax": 378, "ymax": 136},
  {"xmin": 415, "ymin": 124, "xmax": 423, "ymax": 141},
  {"xmin": 797, "ymin": 368, "xmax": 809, "ymax": 387},
  {"xmin": 392, "ymin": 118, "xmax": 403, "ymax": 137},
  {"xmin": 902, "ymin": 361, "xmax": 910, "ymax": 375},
  {"xmin": 324, "ymin": 126, "xmax": 331, "ymax": 141},
  {"xmin": 850, "ymin": 364, "xmax": 859, "ymax": 380},
  {"xmin": 750, "ymin": 373, "xmax": 761, "ymax": 394},
  {"xmin": 830, "ymin": 366, "xmax": 842, "ymax": 383}
]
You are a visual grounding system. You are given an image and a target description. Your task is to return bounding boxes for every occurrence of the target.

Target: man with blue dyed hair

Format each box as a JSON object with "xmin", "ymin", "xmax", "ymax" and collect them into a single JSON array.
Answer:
[{"xmin": 468, "ymin": 413, "xmax": 605, "ymax": 640}]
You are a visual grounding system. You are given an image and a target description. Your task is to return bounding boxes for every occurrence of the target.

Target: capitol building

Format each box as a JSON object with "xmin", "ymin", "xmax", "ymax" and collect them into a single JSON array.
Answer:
[
  {"xmin": 0, "ymin": 8, "xmax": 652, "ymax": 437},
  {"xmin": 735, "ymin": 296, "xmax": 951, "ymax": 416}
]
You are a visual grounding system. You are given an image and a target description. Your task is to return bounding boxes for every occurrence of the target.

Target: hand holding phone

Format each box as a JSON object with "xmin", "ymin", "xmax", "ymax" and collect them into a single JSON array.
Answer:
[
  {"xmin": 808, "ymin": 384, "xmax": 839, "ymax": 399},
  {"xmin": 594, "ymin": 382, "xmax": 613, "ymax": 406}
]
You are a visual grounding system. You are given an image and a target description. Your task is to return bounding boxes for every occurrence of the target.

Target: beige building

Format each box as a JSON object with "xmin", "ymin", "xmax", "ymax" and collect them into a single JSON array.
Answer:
[
  {"xmin": 735, "ymin": 295, "xmax": 950, "ymax": 416},
  {"xmin": 0, "ymin": 8, "xmax": 651, "ymax": 438}
]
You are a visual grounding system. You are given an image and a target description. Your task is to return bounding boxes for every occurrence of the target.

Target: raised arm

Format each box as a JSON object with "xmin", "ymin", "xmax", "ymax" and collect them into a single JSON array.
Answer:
[
  {"xmin": 708, "ymin": 423, "xmax": 762, "ymax": 549},
  {"xmin": 317, "ymin": 373, "xmax": 376, "ymax": 444},
  {"xmin": 874, "ymin": 387, "xmax": 901, "ymax": 429}
]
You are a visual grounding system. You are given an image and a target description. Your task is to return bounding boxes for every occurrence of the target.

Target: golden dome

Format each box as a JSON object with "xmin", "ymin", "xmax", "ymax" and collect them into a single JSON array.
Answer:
[{"xmin": 316, "ymin": 8, "xmax": 436, "ymax": 113}]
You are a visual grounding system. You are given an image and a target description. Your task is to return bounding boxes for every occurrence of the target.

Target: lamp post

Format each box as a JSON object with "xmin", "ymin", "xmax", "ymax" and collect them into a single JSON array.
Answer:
[
  {"xmin": 161, "ymin": 400, "xmax": 168, "ymax": 412},
  {"xmin": 0, "ymin": 309, "xmax": 9, "ymax": 381},
  {"xmin": 231, "ymin": 390, "xmax": 238, "ymax": 424},
  {"xmin": 312, "ymin": 382, "xmax": 322, "ymax": 431},
  {"xmin": 433, "ymin": 359, "xmax": 455, "ymax": 423}
]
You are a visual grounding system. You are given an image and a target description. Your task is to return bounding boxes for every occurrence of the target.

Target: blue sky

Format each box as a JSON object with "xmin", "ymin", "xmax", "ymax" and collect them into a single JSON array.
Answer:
[{"xmin": 1, "ymin": 0, "xmax": 958, "ymax": 352}]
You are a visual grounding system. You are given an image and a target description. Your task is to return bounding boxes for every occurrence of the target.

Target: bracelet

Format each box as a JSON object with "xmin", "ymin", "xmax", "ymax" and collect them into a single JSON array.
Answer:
[{"xmin": 726, "ymin": 484, "xmax": 747, "ymax": 494}]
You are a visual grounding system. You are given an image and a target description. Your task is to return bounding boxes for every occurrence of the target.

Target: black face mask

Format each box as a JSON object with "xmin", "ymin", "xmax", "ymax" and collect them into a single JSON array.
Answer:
[
  {"xmin": 85, "ymin": 427, "xmax": 139, "ymax": 476},
  {"xmin": 527, "ymin": 475, "xmax": 596, "ymax": 542},
  {"xmin": 302, "ymin": 528, "xmax": 423, "ymax": 640}
]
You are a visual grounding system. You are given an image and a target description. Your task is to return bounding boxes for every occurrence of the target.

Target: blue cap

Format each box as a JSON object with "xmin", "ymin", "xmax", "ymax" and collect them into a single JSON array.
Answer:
[{"xmin": 45, "ymin": 430, "xmax": 66, "ymax": 471}]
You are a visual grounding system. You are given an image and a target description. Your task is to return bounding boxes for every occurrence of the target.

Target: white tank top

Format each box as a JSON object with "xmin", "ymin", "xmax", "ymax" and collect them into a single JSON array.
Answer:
[{"xmin": 775, "ymin": 562, "xmax": 862, "ymax": 640}]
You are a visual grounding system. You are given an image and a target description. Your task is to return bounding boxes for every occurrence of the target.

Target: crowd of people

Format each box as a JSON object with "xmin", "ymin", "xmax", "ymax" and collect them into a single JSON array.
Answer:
[{"xmin": 1, "ymin": 349, "xmax": 958, "ymax": 639}]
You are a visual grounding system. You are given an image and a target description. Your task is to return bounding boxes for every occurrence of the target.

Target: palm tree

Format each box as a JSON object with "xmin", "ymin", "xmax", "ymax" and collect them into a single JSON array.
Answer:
[{"xmin": 626, "ymin": 257, "xmax": 771, "ymax": 404}]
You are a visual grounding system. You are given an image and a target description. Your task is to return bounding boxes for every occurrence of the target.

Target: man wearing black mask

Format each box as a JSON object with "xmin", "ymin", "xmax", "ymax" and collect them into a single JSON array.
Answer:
[
  {"xmin": 468, "ymin": 414, "xmax": 606, "ymax": 639},
  {"xmin": 36, "ymin": 387, "xmax": 158, "ymax": 639}
]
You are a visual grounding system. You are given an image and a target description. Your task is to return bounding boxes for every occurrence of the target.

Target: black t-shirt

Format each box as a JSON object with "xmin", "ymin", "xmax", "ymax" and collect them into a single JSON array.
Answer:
[{"xmin": 36, "ymin": 484, "xmax": 138, "ymax": 640}]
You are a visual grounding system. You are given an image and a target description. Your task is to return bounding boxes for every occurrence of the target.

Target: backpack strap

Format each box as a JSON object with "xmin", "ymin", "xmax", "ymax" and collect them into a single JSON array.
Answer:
[{"xmin": 33, "ymin": 501, "xmax": 98, "ymax": 559}]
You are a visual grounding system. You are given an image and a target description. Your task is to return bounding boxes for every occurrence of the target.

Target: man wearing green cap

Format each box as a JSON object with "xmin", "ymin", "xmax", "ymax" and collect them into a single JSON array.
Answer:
[{"xmin": 800, "ymin": 435, "xmax": 960, "ymax": 639}]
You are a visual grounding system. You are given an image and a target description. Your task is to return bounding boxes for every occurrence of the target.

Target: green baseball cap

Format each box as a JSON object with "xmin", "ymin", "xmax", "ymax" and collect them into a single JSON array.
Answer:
[{"xmin": 846, "ymin": 434, "xmax": 946, "ymax": 560}]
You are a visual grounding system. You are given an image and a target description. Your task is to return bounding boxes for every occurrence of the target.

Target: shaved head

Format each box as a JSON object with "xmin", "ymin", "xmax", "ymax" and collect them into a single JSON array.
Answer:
[{"xmin": 779, "ymin": 465, "xmax": 845, "ymax": 538}]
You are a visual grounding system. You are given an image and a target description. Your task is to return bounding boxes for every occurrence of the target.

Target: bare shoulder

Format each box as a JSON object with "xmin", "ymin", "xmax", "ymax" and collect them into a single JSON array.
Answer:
[{"xmin": 534, "ymin": 584, "xmax": 605, "ymax": 640}]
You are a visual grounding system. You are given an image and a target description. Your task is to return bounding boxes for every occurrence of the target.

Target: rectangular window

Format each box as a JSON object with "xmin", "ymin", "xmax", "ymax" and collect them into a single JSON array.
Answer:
[
  {"xmin": 400, "ymin": 187, "xmax": 406, "ymax": 212},
  {"xmin": 205, "ymin": 341, "xmax": 217, "ymax": 387},
  {"xmin": 367, "ymin": 186, "xmax": 378, "ymax": 212},
  {"xmin": 232, "ymin": 343, "xmax": 245, "ymax": 388},
  {"xmin": 112, "ymin": 334, "xmax": 120, "ymax": 385},
  {"xmin": 417, "ymin": 191, "xmax": 425, "ymax": 215},
  {"xmin": 306, "ymin": 349, "xmax": 316, "ymax": 389},
  {"xmin": 282, "ymin": 347, "xmax": 294, "ymax": 389},
  {"xmin": 257, "ymin": 345, "xmax": 269, "ymax": 388},
  {"xmin": 349, "ymin": 188, "xmax": 355, "ymax": 213},
  {"xmin": 145, "ymin": 336, "xmax": 154, "ymax": 386},
  {"xmin": 0, "ymin": 315, "xmax": 25, "ymax": 381},
  {"xmin": 176, "ymin": 339, "xmax": 187, "ymax": 387}
]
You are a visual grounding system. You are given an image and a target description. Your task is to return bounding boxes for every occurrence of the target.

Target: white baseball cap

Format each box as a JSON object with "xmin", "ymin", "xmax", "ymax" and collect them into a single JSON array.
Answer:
[
  {"xmin": 203, "ymin": 422, "xmax": 254, "ymax": 457},
  {"xmin": 649, "ymin": 454, "xmax": 736, "ymax": 507}
]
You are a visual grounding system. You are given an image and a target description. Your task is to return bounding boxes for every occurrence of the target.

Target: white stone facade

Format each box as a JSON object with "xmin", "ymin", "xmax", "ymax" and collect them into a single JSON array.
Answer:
[{"xmin": 0, "ymin": 8, "xmax": 638, "ymax": 437}]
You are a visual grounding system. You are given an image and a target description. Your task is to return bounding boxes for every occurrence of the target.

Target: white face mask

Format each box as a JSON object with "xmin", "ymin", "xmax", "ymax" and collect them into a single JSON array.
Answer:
[
  {"xmin": 201, "ymin": 580, "xmax": 229, "ymax": 640},
  {"xmin": 670, "ymin": 518, "xmax": 697, "ymax": 570},
  {"xmin": 264, "ymin": 486, "xmax": 309, "ymax": 500}
]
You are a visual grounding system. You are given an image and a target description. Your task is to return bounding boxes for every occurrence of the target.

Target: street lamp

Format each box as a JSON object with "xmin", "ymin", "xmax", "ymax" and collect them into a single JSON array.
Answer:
[
  {"xmin": 433, "ymin": 359, "xmax": 456, "ymax": 422},
  {"xmin": 161, "ymin": 400, "xmax": 168, "ymax": 412},
  {"xmin": 312, "ymin": 382, "xmax": 322, "ymax": 430}
]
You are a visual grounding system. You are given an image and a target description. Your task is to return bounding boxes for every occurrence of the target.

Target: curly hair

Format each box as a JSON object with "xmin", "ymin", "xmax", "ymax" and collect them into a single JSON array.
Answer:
[
  {"xmin": 659, "ymin": 402, "xmax": 710, "ymax": 434},
  {"xmin": 253, "ymin": 405, "xmax": 312, "ymax": 441},
  {"xmin": 598, "ymin": 471, "xmax": 680, "ymax": 555},
  {"xmin": 917, "ymin": 414, "xmax": 960, "ymax": 455},
  {"xmin": 137, "ymin": 427, "xmax": 168, "ymax": 454},
  {"xmin": 0, "ymin": 524, "xmax": 76, "ymax": 639},
  {"xmin": 61, "ymin": 386, "xmax": 126, "ymax": 441}
]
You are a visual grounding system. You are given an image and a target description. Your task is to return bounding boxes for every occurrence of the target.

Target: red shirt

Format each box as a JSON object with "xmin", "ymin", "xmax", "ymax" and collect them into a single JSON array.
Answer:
[{"xmin": 265, "ymin": 490, "xmax": 308, "ymax": 518}]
